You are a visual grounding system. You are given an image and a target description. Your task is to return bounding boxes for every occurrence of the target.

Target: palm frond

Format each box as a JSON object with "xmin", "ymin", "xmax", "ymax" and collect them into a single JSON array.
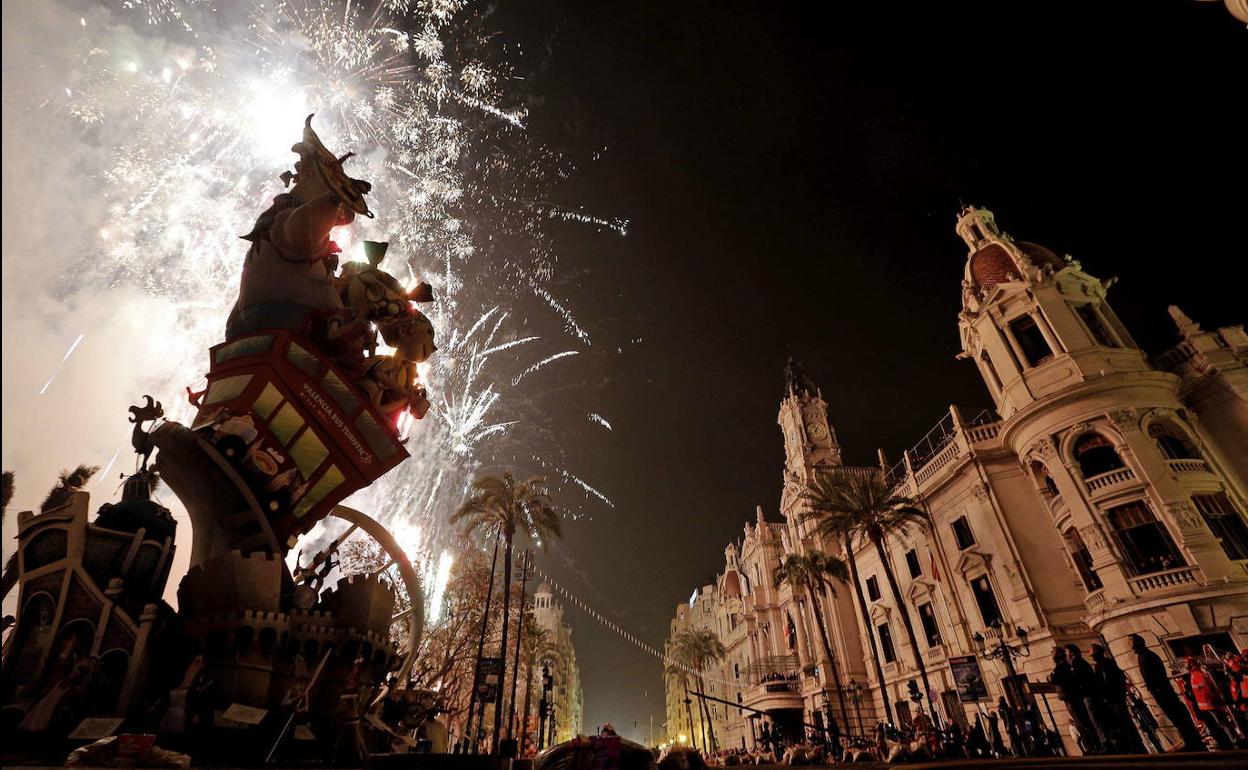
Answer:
[
  {"xmin": 41, "ymin": 464, "xmax": 100, "ymax": 511},
  {"xmin": 1, "ymin": 471, "xmax": 13, "ymax": 519}
]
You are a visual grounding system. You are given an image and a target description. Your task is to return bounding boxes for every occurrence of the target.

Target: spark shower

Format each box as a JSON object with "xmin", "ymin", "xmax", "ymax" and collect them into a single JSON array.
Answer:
[{"xmin": 2, "ymin": 0, "xmax": 620, "ymax": 607}]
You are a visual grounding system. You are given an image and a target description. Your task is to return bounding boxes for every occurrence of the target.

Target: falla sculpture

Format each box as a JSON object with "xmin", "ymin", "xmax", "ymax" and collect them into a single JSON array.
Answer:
[{"xmin": 2, "ymin": 117, "xmax": 434, "ymax": 764}]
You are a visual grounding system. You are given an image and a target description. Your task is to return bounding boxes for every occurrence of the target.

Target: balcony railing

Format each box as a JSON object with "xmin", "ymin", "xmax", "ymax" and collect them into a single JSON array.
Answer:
[
  {"xmin": 747, "ymin": 655, "xmax": 799, "ymax": 687},
  {"xmin": 1085, "ymin": 589, "xmax": 1106, "ymax": 613},
  {"xmin": 1167, "ymin": 458, "xmax": 1211, "ymax": 475},
  {"xmin": 965, "ymin": 422, "xmax": 1001, "ymax": 444},
  {"xmin": 1047, "ymin": 494, "xmax": 1065, "ymax": 515},
  {"xmin": 759, "ymin": 679, "xmax": 801, "ymax": 694},
  {"xmin": 1130, "ymin": 566, "xmax": 1200, "ymax": 595},
  {"xmin": 1084, "ymin": 467, "xmax": 1136, "ymax": 494},
  {"xmin": 914, "ymin": 441, "xmax": 963, "ymax": 485}
]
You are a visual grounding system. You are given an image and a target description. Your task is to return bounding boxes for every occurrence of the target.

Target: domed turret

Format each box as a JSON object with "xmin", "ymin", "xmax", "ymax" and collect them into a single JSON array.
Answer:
[{"xmin": 94, "ymin": 470, "xmax": 177, "ymax": 541}]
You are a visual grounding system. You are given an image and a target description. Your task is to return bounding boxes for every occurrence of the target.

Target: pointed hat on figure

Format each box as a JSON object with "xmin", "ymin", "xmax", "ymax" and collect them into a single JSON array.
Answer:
[{"xmin": 289, "ymin": 114, "xmax": 374, "ymax": 218}]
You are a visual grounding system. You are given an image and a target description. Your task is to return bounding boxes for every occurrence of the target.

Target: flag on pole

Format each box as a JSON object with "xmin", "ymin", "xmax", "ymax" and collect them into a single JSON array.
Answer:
[{"xmin": 929, "ymin": 549, "xmax": 941, "ymax": 582}]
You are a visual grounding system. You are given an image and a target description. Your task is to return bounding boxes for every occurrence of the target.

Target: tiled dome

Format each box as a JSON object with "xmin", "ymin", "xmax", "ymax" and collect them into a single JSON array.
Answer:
[
  {"xmin": 1017, "ymin": 241, "xmax": 1066, "ymax": 271},
  {"xmin": 969, "ymin": 242, "xmax": 1021, "ymax": 292}
]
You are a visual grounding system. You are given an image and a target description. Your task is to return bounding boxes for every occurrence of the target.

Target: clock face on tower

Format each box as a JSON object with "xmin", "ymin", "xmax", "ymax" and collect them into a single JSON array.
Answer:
[{"xmin": 806, "ymin": 422, "xmax": 827, "ymax": 441}]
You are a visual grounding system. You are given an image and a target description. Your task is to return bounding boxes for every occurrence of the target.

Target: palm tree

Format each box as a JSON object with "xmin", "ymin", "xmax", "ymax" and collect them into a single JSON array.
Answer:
[
  {"xmin": 452, "ymin": 472, "xmax": 562, "ymax": 754},
  {"xmin": 41, "ymin": 464, "xmax": 99, "ymax": 512},
  {"xmin": 773, "ymin": 550, "xmax": 850, "ymax": 739},
  {"xmin": 663, "ymin": 654, "xmax": 700, "ymax": 751},
  {"xmin": 801, "ymin": 468, "xmax": 932, "ymax": 717},
  {"xmin": 1, "ymin": 470, "xmax": 14, "ymax": 602},
  {"xmin": 673, "ymin": 628, "xmax": 725, "ymax": 753},
  {"xmin": 1, "ymin": 471, "xmax": 13, "ymax": 519}
]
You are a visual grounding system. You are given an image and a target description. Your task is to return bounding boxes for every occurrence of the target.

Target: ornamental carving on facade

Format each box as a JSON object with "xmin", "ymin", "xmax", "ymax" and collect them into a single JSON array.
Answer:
[
  {"xmin": 1078, "ymin": 524, "xmax": 1108, "ymax": 552},
  {"xmin": 971, "ymin": 482, "xmax": 991, "ymax": 503},
  {"xmin": 1067, "ymin": 422, "xmax": 1095, "ymax": 441},
  {"xmin": 1027, "ymin": 435, "xmax": 1059, "ymax": 462},
  {"xmin": 1108, "ymin": 408, "xmax": 1138, "ymax": 433},
  {"xmin": 1166, "ymin": 500, "xmax": 1204, "ymax": 532}
]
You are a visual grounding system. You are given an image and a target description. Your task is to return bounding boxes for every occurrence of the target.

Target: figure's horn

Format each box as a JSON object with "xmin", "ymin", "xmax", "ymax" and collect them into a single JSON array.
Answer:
[{"xmin": 407, "ymin": 282, "xmax": 434, "ymax": 303}]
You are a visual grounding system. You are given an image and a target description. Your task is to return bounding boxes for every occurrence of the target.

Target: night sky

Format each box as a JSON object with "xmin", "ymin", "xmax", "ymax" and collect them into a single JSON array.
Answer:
[{"xmin": 490, "ymin": 0, "xmax": 1247, "ymax": 742}]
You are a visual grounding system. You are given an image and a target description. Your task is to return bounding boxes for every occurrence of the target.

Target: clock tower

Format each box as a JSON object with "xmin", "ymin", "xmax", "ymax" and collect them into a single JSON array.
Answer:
[{"xmin": 778, "ymin": 358, "xmax": 842, "ymax": 524}]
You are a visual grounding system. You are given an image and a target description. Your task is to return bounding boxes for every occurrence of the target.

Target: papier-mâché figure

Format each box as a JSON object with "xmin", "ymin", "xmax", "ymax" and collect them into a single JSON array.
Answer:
[{"xmin": 227, "ymin": 114, "xmax": 372, "ymax": 339}]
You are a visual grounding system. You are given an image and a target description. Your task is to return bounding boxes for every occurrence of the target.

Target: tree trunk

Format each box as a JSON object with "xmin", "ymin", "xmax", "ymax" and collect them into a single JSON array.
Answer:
[
  {"xmin": 683, "ymin": 677, "xmax": 697, "ymax": 749},
  {"xmin": 809, "ymin": 589, "xmax": 849, "ymax": 740},
  {"xmin": 843, "ymin": 534, "xmax": 894, "ymax": 725},
  {"xmin": 698, "ymin": 672, "xmax": 716, "ymax": 751},
  {"xmin": 507, "ymin": 550, "xmax": 529, "ymax": 739},
  {"xmin": 520, "ymin": 655, "xmax": 534, "ymax": 755},
  {"xmin": 872, "ymin": 534, "xmax": 932, "ymax": 709},
  {"xmin": 464, "ymin": 535, "xmax": 500, "ymax": 752},
  {"xmin": 493, "ymin": 531, "xmax": 514, "ymax": 753}
]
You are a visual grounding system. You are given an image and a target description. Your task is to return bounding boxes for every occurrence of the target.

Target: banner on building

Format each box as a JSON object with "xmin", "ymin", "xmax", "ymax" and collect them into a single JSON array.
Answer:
[
  {"xmin": 949, "ymin": 655, "xmax": 988, "ymax": 702},
  {"xmin": 475, "ymin": 657, "xmax": 503, "ymax": 703}
]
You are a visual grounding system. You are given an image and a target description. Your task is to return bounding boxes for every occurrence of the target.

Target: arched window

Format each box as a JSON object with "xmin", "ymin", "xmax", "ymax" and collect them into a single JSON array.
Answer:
[
  {"xmin": 1073, "ymin": 433, "xmax": 1125, "ymax": 478},
  {"xmin": 1149, "ymin": 423, "xmax": 1198, "ymax": 461},
  {"xmin": 1030, "ymin": 461, "xmax": 1059, "ymax": 498},
  {"xmin": 1062, "ymin": 528, "xmax": 1102, "ymax": 592}
]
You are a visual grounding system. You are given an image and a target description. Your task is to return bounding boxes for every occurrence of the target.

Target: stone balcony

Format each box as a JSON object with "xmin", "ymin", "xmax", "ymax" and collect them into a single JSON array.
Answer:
[
  {"xmin": 1047, "ymin": 493, "xmax": 1066, "ymax": 517},
  {"xmin": 1129, "ymin": 566, "xmax": 1202, "ymax": 596},
  {"xmin": 1084, "ymin": 467, "xmax": 1136, "ymax": 496},
  {"xmin": 1167, "ymin": 458, "xmax": 1213, "ymax": 476},
  {"xmin": 743, "ymin": 677, "xmax": 804, "ymax": 712}
]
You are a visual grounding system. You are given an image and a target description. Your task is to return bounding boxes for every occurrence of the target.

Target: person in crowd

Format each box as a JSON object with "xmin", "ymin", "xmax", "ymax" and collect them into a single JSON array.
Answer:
[
  {"xmin": 1090, "ymin": 643, "xmax": 1145, "ymax": 753},
  {"xmin": 986, "ymin": 708, "xmax": 1008, "ymax": 757},
  {"xmin": 1221, "ymin": 650, "xmax": 1248, "ymax": 738},
  {"xmin": 1184, "ymin": 656, "xmax": 1235, "ymax": 749},
  {"xmin": 1129, "ymin": 634, "xmax": 1205, "ymax": 751},
  {"xmin": 965, "ymin": 713, "xmax": 991, "ymax": 758},
  {"xmin": 1049, "ymin": 646, "xmax": 1103, "ymax": 754},
  {"xmin": 1065, "ymin": 644, "xmax": 1113, "ymax": 753},
  {"xmin": 943, "ymin": 720, "xmax": 966, "ymax": 759}
]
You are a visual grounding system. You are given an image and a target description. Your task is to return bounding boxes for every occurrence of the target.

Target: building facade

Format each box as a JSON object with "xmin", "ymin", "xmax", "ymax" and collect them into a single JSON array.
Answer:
[
  {"xmin": 664, "ymin": 207, "xmax": 1248, "ymax": 756},
  {"xmin": 533, "ymin": 583, "xmax": 584, "ymax": 744}
]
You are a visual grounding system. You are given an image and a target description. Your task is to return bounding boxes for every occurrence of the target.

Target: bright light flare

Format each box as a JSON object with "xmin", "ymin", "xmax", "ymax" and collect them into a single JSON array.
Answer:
[{"xmin": 427, "ymin": 550, "xmax": 454, "ymax": 624}]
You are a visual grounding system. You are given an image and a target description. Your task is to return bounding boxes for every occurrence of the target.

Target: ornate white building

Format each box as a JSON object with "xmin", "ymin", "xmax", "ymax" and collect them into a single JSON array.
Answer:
[
  {"xmin": 533, "ymin": 582, "xmax": 584, "ymax": 744},
  {"xmin": 664, "ymin": 207, "xmax": 1248, "ymax": 755}
]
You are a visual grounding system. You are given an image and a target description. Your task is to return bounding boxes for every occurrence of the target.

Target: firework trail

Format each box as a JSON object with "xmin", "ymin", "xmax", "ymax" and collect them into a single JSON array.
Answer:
[
  {"xmin": 38, "ymin": 333, "xmax": 86, "ymax": 395},
  {"xmin": 26, "ymin": 0, "xmax": 619, "ymax": 582}
]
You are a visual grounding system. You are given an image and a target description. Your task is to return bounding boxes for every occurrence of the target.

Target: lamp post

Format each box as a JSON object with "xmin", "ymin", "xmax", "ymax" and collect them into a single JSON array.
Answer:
[
  {"xmin": 537, "ymin": 664, "xmax": 552, "ymax": 751},
  {"xmin": 844, "ymin": 679, "xmax": 864, "ymax": 740},
  {"xmin": 818, "ymin": 689, "xmax": 837, "ymax": 750},
  {"xmin": 906, "ymin": 680, "xmax": 930, "ymax": 736},
  {"xmin": 972, "ymin": 618, "xmax": 1031, "ymax": 751}
]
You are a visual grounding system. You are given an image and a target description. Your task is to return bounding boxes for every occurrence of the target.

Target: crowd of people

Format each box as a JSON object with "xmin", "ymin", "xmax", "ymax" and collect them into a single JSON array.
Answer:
[
  {"xmin": 695, "ymin": 637, "xmax": 1248, "ymax": 765},
  {"xmin": 1050, "ymin": 636, "xmax": 1248, "ymax": 754}
]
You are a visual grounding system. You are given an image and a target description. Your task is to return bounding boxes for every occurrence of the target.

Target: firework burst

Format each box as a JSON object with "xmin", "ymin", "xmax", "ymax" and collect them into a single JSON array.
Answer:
[{"xmin": 49, "ymin": 0, "xmax": 616, "ymax": 567}]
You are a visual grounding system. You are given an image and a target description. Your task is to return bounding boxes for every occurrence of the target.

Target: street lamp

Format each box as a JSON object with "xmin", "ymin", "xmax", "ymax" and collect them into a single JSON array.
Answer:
[
  {"xmin": 843, "ymin": 679, "xmax": 864, "ymax": 739},
  {"xmin": 820, "ymin": 689, "xmax": 840, "ymax": 749},
  {"xmin": 971, "ymin": 620, "xmax": 1031, "ymax": 715},
  {"xmin": 537, "ymin": 664, "xmax": 553, "ymax": 751}
]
